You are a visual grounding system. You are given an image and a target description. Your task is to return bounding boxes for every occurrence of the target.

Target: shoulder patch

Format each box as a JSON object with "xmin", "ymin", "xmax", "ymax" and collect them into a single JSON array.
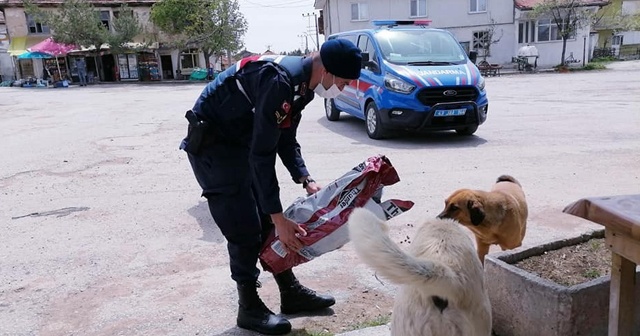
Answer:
[
  {"xmin": 299, "ymin": 82, "xmax": 307, "ymax": 96},
  {"xmin": 275, "ymin": 100, "xmax": 292, "ymax": 127},
  {"xmin": 281, "ymin": 101, "xmax": 291, "ymax": 113}
]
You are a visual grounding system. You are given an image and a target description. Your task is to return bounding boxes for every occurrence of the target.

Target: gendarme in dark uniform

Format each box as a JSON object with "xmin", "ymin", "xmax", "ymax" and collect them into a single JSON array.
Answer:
[{"xmin": 180, "ymin": 39, "xmax": 362, "ymax": 335}]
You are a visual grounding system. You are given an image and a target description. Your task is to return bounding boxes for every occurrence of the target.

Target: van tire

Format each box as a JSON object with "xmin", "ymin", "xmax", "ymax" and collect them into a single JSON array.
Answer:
[
  {"xmin": 365, "ymin": 102, "xmax": 386, "ymax": 140},
  {"xmin": 455, "ymin": 125, "xmax": 478, "ymax": 136},
  {"xmin": 325, "ymin": 98, "xmax": 340, "ymax": 121}
]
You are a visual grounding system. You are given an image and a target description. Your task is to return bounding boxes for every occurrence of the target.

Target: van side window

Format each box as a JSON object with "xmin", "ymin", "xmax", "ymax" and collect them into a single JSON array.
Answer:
[
  {"xmin": 365, "ymin": 39, "xmax": 378, "ymax": 63},
  {"xmin": 357, "ymin": 35, "xmax": 378, "ymax": 64},
  {"xmin": 357, "ymin": 35, "xmax": 368, "ymax": 54},
  {"xmin": 337, "ymin": 34, "xmax": 358, "ymax": 45}
]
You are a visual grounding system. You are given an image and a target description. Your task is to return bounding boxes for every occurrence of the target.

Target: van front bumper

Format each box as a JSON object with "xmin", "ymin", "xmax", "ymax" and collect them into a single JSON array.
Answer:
[{"xmin": 379, "ymin": 101, "xmax": 488, "ymax": 131}]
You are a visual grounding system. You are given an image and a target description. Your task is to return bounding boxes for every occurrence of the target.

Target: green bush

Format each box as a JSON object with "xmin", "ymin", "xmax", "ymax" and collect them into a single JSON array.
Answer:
[
  {"xmin": 591, "ymin": 56, "xmax": 617, "ymax": 62},
  {"xmin": 583, "ymin": 62, "xmax": 607, "ymax": 70}
]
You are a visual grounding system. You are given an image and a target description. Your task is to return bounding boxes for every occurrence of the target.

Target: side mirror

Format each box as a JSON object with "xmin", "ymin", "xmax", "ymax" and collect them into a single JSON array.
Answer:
[
  {"xmin": 361, "ymin": 52, "xmax": 370, "ymax": 67},
  {"xmin": 364, "ymin": 60, "xmax": 379, "ymax": 73},
  {"xmin": 360, "ymin": 52, "xmax": 379, "ymax": 73},
  {"xmin": 468, "ymin": 50, "xmax": 478, "ymax": 64}
]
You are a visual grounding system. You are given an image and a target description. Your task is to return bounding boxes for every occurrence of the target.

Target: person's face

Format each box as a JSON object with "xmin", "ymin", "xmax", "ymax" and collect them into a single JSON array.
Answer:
[{"xmin": 321, "ymin": 69, "xmax": 353, "ymax": 91}]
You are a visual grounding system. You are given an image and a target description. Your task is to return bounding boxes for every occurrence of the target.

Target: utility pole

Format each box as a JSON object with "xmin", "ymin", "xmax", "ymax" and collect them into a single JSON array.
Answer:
[
  {"xmin": 302, "ymin": 12, "xmax": 320, "ymax": 51},
  {"xmin": 296, "ymin": 34, "xmax": 307, "ymax": 53},
  {"xmin": 303, "ymin": 34, "xmax": 309, "ymax": 54}
]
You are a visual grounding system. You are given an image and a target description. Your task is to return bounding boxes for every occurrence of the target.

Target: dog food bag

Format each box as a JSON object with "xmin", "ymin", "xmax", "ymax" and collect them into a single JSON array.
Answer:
[{"xmin": 259, "ymin": 155, "xmax": 414, "ymax": 274}]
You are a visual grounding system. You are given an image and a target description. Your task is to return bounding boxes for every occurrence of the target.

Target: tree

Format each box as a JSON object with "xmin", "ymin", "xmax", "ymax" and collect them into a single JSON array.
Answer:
[
  {"xmin": 24, "ymin": 0, "xmax": 143, "ymax": 80},
  {"xmin": 150, "ymin": 0, "xmax": 247, "ymax": 71},
  {"xmin": 603, "ymin": 9, "xmax": 640, "ymax": 36},
  {"xmin": 285, "ymin": 49, "xmax": 304, "ymax": 56},
  {"xmin": 531, "ymin": 0, "xmax": 598, "ymax": 66},
  {"xmin": 479, "ymin": 19, "xmax": 504, "ymax": 62},
  {"xmin": 106, "ymin": 5, "xmax": 144, "ymax": 54}
]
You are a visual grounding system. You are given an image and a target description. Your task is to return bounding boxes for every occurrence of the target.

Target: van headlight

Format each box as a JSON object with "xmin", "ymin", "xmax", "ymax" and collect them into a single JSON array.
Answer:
[
  {"xmin": 477, "ymin": 77, "xmax": 485, "ymax": 92},
  {"xmin": 384, "ymin": 74, "xmax": 415, "ymax": 94}
]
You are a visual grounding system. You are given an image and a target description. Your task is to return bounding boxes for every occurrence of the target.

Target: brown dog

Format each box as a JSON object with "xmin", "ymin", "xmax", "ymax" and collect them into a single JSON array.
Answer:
[{"xmin": 437, "ymin": 175, "xmax": 528, "ymax": 264}]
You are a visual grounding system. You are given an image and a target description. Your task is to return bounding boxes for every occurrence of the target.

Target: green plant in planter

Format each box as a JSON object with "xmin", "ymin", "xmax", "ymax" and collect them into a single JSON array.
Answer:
[{"xmin": 583, "ymin": 269, "xmax": 601, "ymax": 279}]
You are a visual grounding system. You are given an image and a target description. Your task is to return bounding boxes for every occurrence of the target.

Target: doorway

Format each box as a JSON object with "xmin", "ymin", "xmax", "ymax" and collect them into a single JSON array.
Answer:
[
  {"xmin": 101, "ymin": 54, "xmax": 116, "ymax": 82},
  {"xmin": 161, "ymin": 55, "xmax": 174, "ymax": 79},
  {"xmin": 85, "ymin": 56, "xmax": 97, "ymax": 83}
]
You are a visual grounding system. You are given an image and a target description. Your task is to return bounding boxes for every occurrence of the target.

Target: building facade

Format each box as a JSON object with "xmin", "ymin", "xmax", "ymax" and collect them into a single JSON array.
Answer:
[
  {"xmin": 0, "ymin": 10, "xmax": 11, "ymax": 80},
  {"xmin": 0, "ymin": 0, "xmax": 223, "ymax": 82},
  {"xmin": 594, "ymin": 0, "xmax": 640, "ymax": 58},
  {"xmin": 314, "ymin": 0, "xmax": 613, "ymax": 68}
]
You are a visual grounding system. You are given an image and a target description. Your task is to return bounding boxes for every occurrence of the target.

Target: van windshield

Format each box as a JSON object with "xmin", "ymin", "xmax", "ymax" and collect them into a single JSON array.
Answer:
[{"xmin": 374, "ymin": 29, "xmax": 467, "ymax": 65}]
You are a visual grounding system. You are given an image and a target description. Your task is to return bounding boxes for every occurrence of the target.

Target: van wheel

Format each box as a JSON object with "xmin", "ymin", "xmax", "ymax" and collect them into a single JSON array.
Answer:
[
  {"xmin": 325, "ymin": 98, "xmax": 340, "ymax": 121},
  {"xmin": 365, "ymin": 102, "xmax": 386, "ymax": 139},
  {"xmin": 455, "ymin": 125, "xmax": 478, "ymax": 135}
]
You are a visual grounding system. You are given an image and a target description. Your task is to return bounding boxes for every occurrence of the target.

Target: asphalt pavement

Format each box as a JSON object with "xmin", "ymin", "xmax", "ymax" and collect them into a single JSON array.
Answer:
[{"xmin": 1, "ymin": 60, "xmax": 639, "ymax": 336}]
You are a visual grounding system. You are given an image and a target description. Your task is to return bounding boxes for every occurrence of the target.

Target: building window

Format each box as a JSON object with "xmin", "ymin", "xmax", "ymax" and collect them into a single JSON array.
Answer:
[
  {"xmin": 351, "ymin": 3, "xmax": 369, "ymax": 21},
  {"xmin": 100, "ymin": 11, "xmax": 111, "ymax": 31},
  {"xmin": 180, "ymin": 49, "xmax": 199, "ymax": 69},
  {"xmin": 536, "ymin": 18, "xmax": 575, "ymax": 42},
  {"xmin": 25, "ymin": 14, "xmax": 50, "ymax": 34},
  {"xmin": 518, "ymin": 21, "xmax": 536, "ymax": 44},
  {"xmin": 410, "ymin": 0, "xmax": 427, "ymax": 17},
  {"xmin": 472, "ymin": 31, "xmax": 489, "ymax": 56},
  {"xmin": 612, "ymin": 35, "xmax": 623, "ymax": 46},
  {"xmin": 470, "ymin": 0, "xmax": 487, "ymax": 13},
  {"xmin": 537, "ymin": 19, "xmax": 555, "ymax": 41}
]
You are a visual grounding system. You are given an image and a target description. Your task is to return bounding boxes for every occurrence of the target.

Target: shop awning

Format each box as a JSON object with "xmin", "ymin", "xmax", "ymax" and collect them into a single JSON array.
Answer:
[
  {"xmin": 68, "ymin": 42, "xmax": 158, "ymax": 54},
  {"xmin": 8, "ymin": 36, "xmax": 48, "ymax": 57}
]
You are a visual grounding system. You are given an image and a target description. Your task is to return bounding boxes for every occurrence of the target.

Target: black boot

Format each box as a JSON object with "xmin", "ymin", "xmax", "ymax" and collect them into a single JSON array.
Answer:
[
  {"xmin": 236, "ymin": 281, "xmax": 291, "ymax": 335},
  {"xmin": 275, "ymin": 269, "xmax": 336, "ymax": 315}
]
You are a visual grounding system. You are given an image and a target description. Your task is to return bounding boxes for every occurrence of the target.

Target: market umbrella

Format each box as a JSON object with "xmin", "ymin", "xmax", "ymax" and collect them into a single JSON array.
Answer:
[
  {"xmin": 17, "ymin": 52, "xmax": 54, "ymax": 81},
  {"xmin": 17, "ymin": 51, "xmax": 53, "ymax": 59},
  {"xmin": 29, "ymin": 38, "xmax": 77, "ymax": 81},
  {"xmin": 29, "ymin": 37, "xmax": 76, "ymax": 56}
]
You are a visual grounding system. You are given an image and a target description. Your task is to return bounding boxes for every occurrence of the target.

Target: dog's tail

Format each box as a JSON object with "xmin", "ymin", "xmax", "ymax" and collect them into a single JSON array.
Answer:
[
  {"xmin": 348, "ymin": 208, "xmax": 459, "ymax": 290},
  {"xmin": 496, "ymin": 174, "xmax": 521, "ymax": 187}
]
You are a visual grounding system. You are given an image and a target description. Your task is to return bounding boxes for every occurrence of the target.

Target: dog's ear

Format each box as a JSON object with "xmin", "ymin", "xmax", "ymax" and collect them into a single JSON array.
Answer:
[{"xmin": 467, "ymin": 200, "xmax": 485, "ymax": 226}]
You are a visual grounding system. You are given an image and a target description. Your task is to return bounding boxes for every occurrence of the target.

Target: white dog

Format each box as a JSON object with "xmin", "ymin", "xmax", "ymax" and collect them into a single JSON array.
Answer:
[{"xmin": 347, "ymin": 208, "xmax": 492, "ymax": 336}]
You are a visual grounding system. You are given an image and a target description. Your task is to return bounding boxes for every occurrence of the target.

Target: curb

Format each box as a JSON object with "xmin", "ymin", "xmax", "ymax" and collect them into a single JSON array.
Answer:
[{"xmin": 336, "ymin": 324, "xmax": 391, "ymax": 336}]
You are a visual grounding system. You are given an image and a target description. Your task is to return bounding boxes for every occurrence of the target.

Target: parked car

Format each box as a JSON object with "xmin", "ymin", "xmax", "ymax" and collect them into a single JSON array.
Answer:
[{"xmin": 325, "ymin": 20, "xmax": 488, "ymax": 139}]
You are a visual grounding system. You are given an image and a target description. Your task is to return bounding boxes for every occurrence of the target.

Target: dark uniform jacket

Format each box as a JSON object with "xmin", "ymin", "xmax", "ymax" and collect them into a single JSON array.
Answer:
[{"xmin": 183, "ymin": 55, "xmax": 315, "ymax": 215}]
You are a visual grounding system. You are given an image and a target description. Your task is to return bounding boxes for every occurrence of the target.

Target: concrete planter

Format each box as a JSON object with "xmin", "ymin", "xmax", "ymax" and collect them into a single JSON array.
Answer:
[{"xmin": 485, "ymin": 230, "xmax": 640, "ymax": 336}]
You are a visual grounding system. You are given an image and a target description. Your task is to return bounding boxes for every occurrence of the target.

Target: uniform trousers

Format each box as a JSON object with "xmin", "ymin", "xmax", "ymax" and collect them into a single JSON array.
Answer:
[{"xmin": 187, "ymin": 143, "xmax": 275, "ymax": 284}]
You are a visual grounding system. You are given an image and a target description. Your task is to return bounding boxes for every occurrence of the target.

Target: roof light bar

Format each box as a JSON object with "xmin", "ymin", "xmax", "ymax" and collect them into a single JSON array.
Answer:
[{"xmin": 373, "ymin": 20, "xmax": 432, "ymax": 27}]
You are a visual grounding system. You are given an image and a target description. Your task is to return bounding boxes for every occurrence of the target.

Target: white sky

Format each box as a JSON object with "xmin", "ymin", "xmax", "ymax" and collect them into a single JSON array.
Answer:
[{"xmin": 237, "ymin": 0, "xmax": 326, "ymax": 54}]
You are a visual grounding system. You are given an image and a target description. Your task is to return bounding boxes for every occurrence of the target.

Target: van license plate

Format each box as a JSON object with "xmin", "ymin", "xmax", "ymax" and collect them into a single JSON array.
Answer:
[{"xmin": 434, "ymin": 109, "xmax": 467, "ymax": 117}]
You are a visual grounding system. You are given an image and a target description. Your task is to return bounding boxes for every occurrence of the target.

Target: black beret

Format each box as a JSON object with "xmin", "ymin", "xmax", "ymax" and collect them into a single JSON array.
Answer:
[{"xmin": 320, "ymin": 39, "xmax": 362, "ymax": 80}]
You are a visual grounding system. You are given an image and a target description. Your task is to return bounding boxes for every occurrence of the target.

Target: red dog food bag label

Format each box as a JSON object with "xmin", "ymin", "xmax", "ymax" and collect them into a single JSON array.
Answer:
[{"xmin": 259, "ymin": 155, "xmax": 414, "ymax": 274}]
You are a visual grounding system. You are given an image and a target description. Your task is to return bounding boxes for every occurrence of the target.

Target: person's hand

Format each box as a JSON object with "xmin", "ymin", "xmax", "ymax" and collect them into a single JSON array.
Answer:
[
  {"xmin": 305, "ymin": 180, "xmax": 322, "ymax": 195},
  {"xmin": 271, "ymin": 213, "xmax": 307, "ymax": 252},
  {"xmin": 301, "ymin": 176, "xmax": 322, "ymax": 195}
]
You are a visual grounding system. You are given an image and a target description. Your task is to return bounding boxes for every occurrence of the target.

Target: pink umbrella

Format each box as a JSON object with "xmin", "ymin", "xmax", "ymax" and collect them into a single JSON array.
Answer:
[
  {"xmin": 29, "ymin": 37, "xmax": 76, "ymax": 56},
  {"xmin": 29, "ymin": 37, "xmax": 77, "ymax": 81}
]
